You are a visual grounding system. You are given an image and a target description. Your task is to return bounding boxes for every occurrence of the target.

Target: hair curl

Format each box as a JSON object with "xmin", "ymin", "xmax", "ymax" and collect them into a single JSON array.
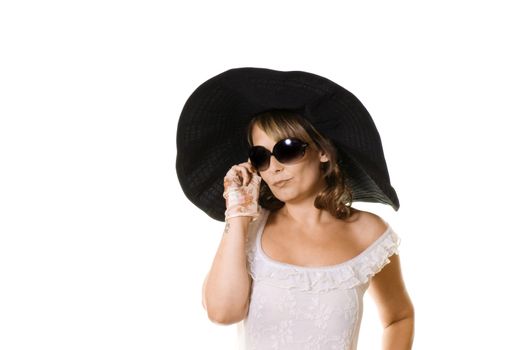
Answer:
[{"xmin": 246, "ymin": 110, "xmax": 354, "ymax": 220}]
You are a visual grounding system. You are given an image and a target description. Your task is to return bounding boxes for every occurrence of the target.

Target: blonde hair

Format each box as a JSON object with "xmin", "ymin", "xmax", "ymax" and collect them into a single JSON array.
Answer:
[{"xmin": 247, "ymin": 110, "xmax": 354, "ymax": 219}]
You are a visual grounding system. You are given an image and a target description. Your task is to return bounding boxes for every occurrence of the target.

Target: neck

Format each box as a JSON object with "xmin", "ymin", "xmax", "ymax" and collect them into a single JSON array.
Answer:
[{"xmin": 278, "ymin": 201, "xmax": 334, "ymax": 227}]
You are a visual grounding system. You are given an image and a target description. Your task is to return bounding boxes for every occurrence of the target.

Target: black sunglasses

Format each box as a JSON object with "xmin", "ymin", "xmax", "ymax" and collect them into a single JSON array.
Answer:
[{"xmin": 248, "ymin": 138, "xmax": 309, "ymax": 171}]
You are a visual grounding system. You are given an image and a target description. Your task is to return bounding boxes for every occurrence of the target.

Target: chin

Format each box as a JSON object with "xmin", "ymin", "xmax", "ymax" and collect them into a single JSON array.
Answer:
[{"xmin": 271, "ymin": 189, "xmax": 300, "ymax": 203}]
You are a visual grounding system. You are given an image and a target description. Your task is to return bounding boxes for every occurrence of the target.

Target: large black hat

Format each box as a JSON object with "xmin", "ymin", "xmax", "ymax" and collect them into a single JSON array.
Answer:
[{"xmin": 176, "ymin": 67, "xmax": 399, "ymax": 222}]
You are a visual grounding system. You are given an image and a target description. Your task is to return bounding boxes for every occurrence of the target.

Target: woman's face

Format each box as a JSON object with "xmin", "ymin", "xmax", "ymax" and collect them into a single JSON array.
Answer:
[{"xmin": 251, "ymin": 124, "xmax": 329, "ymax": 204}]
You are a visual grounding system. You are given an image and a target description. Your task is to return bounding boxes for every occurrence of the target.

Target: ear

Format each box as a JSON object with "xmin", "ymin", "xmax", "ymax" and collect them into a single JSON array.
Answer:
[{"xmin": 319, "ymin": 150, "xmax": 329, "ymax": 163}]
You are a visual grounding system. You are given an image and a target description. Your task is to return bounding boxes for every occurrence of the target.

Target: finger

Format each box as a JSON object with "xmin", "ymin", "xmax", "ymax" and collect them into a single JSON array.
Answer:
[
  {"xmin": 238, "ymin": 166, "xmax": 250, "ymax": 186},
  {"xmin": 244, "ymin": 166, "xmax": 255, "ymax": 184},
  {"xmin": 230, "ymin": 164, "xmax": 255, "ymax": 186},
  {"xmin": 226, "ymin": 166, "xmax": 243, "ymax": 185},
  {"xmin": 250, "ymin": 173, "xmax": 261, "ymax": 186},
  {"xmin": 226, "ymin": 166, "xmax": 239, "ymax": 179},
  {"xmin": 229, "ymin": 165, "xmax": 248, "ymax": 185},
  {"xmin": 244, "ymin": 160, "xmax": 256, "ymax": 173}
]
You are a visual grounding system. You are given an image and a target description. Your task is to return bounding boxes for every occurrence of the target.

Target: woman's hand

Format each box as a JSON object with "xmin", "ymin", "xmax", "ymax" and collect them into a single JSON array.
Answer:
[{"xmin": 223, "ymin": 161, "xmax": 261, "ymax": 221}]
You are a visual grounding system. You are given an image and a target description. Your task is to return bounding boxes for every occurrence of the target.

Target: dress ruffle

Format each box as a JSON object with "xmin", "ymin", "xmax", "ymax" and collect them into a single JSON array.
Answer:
[{"xmin": 245, "ymin": 210, "xmax": 401, "ymax": 293}]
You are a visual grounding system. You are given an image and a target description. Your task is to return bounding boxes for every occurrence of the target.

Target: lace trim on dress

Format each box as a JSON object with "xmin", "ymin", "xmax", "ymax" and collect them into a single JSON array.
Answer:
[{"xmin": 245, "ymin": 209, "xmax": 401, "ymax": 293}]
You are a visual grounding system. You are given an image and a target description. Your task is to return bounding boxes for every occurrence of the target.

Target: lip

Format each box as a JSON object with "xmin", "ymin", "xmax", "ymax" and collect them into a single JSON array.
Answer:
[{"xmin": 272, "ymin": 179, "xmax": 291, "ymax": 187}]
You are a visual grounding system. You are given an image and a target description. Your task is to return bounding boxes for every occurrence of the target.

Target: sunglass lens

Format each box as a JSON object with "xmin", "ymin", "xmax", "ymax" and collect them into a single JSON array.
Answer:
[
  {"xmin": 274, "ymin": 139, "xmax": 306, "ymax": 164},
  {"xmin": 249, "ymin": 146, "xmax": 271, "ymax": 171}
]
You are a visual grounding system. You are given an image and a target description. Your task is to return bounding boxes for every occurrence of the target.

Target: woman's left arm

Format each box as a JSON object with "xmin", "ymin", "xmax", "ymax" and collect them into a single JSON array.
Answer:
[{"xmin": 368, "ymin": 254, "xmax": 415, "ymax": 350}]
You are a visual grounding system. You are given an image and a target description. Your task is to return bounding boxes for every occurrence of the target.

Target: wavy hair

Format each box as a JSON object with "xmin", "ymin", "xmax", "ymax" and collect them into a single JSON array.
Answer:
[{"xmin": 246, "ymin": 110, "xmax": 354, "ymax": 220}]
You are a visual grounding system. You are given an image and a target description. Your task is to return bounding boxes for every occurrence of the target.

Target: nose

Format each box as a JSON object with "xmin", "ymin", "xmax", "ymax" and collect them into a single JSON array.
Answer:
[{"xmin": 267, "ymin": 154, "xmax": 284, "ymax": 173}]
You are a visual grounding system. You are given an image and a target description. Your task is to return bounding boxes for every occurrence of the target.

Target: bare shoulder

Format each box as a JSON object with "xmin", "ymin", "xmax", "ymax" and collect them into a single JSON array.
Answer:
[{"xmin": 346, "ymin": 208, "xmax": 389, "ymax": 247}]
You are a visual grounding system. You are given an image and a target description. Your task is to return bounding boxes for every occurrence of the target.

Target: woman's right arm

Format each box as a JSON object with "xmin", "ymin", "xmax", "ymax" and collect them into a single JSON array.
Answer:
[
  {"xmin": 202, "ymin": 216, "xmax": 252, "ymax": 325},
  {"xmin": 202, "ymin": 161, "xmax": 260, "ymax": 325}
]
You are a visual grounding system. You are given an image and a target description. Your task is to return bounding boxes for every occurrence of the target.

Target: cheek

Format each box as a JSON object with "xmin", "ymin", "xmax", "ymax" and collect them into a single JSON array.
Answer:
[
  {"xmin": 303, "ymin": 154, "xmax": 324, "ymax": 175},
  {"xmin": 303, "ymin": 164, "xmax": 323, "ymax": 183},
  {"xmin": 293, "ymin": 161, "xmax": 324, "ymax": 188}
]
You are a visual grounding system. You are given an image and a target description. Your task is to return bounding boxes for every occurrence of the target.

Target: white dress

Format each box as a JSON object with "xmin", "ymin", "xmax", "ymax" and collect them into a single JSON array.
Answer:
[{"xmin": 237, "ymin": 209, "xmax": 401, "ymax": 350}]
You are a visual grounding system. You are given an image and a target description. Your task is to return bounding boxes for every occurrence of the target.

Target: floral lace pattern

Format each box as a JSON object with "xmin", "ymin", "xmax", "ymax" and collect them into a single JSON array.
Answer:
[
  {"xmin": 237, "ymin": 209, "xmax": 401, "ymax": 350},
  {"xmin": 223, "ymin": 167, "xmax": 261, "ymax": 221}
]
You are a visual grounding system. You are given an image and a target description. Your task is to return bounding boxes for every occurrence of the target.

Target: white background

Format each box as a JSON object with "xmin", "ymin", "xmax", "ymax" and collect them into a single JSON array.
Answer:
[{"xmin": 1, "ymin": 1, "xmax": 524, "ymax": 349}]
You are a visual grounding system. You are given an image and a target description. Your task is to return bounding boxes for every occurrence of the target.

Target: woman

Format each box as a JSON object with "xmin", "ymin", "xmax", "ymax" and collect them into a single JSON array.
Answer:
[{"xmin": 176, "ymin": 67, "xmax": 414, "ymax": 349}]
